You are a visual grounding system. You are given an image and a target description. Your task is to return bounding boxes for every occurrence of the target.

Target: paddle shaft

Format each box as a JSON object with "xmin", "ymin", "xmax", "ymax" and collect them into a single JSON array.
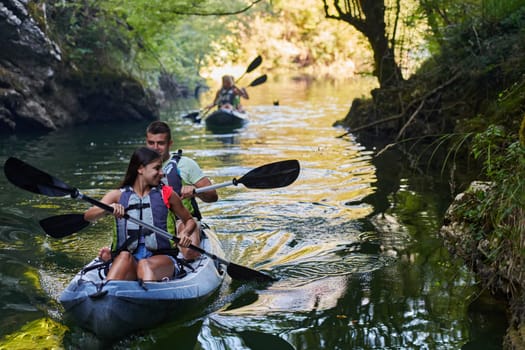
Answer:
[
  {"xmin": 76, "ymin": 191, "xmax": 277, "ymax": 281},
  {"xmin": 37, "ymin": 159, "xmax": 299, "ymax": 237},
  {"xmin": 74, "ymin": 191, "xmax": 230, "ymax": 266},
  {"xmin": 195, "ymin": 180, "xmax": 236, "ymax": 194}
]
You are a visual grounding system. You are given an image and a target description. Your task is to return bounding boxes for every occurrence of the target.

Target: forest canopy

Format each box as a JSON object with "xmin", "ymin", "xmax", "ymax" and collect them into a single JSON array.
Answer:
[{"xmin": 37, "ymin": 0, "xmax": 376, "ymax": 93}]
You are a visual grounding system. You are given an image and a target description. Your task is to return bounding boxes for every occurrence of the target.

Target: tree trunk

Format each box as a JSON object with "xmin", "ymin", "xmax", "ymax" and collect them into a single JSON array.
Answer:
[{"xmin": 323, "ymin": 0, "xmax": 403, "ymax": 88}]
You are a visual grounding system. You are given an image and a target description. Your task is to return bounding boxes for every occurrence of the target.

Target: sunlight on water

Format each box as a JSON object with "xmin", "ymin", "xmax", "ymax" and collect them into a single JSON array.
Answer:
[
  {"xmin": 0, "ymin": 76, "xmax": 503, "ymax": 349},
  {"xmin": 148, "ymin": 78, "xmax": 399, "ymax": 343}
]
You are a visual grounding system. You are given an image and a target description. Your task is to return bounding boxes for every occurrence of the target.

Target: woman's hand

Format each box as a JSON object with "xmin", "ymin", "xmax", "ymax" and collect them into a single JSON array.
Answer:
[
  {"xmin": 98, "ymin": 246, "xmax": 112, "ymax": 262},
  {"xmin": 110, "ymin": 203, "xmax": 125, "ymax": 218}
]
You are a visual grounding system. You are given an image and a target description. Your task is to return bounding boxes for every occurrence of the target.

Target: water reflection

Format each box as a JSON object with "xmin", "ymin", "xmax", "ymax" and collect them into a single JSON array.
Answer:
[
  {"xmin": 0, "ymin": 77, "xmax": 506, "ymax": 349},
  {"xmin": 205, "ymin": 131, "xmax": 242, "ymax": 146}
]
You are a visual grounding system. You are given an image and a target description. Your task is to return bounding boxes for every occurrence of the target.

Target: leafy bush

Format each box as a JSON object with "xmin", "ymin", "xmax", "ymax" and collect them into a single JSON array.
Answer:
[{"xmin": 468, "ymin": 125, "xmax": 525, "ymax": 285}]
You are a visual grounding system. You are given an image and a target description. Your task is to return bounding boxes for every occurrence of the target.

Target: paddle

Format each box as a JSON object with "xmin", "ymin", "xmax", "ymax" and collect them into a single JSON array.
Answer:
[
  {"xmin": 181, "ymin": 111, "xmax": 200, "ymax": 121},
  {"xmin": 236, "ymin": 55, "xmax": 262, "ymax": 82},
  {"xmin": 39, "ymin": 159, "xmax": 300, "ymax": 237},
  {"xmin": 244, "ymin": 73, "xmax": 267, "ymax": 87},
  {"xmin": 195, "ymin": 158, "xmax": 298, "ymax": 193},
  {"xmin": 40, "ymin": 213, "xmax": 91, "ymax": 237},
  {"xmin": 3, "ymin": 157, "xmax": 277, "ymax": 282}
]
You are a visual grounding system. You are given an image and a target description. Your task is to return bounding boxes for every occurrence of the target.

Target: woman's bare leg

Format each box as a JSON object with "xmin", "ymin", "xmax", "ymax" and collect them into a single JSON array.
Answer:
[
  {"xmin": 137, "ymin": 255, "xmax": 175, "ymax": 281},
  {"xmin": 106, "ymin": 251, "xmax": 137, "ymax": 280}
]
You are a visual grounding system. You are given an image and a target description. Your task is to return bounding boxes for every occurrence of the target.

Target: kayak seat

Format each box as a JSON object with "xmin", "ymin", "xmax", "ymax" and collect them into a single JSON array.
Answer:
[{"xmin": 172, "ymin": 257, "xmax": 197, "ymax": 280}]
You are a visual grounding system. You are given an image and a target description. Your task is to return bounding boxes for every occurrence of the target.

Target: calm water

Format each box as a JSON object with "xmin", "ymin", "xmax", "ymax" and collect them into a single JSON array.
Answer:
[{"xmin": 0, "ymin": 77, "xmax": 506, "ymax": 349}]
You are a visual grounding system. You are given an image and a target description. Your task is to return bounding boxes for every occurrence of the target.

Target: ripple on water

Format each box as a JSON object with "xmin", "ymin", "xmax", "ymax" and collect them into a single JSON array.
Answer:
[{"xmin": 0, "ymin": 79, "xmax": 486, "ymax": 348}]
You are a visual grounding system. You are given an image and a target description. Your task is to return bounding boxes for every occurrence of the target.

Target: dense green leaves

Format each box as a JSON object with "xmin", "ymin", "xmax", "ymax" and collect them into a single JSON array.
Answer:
[
  {"xmin": 40, "ymin": 0, "xmax": 257, "ymax": 91},
  {"xmin": 93, "ymin": 0, "xmax": 264, "ymax": 87}
]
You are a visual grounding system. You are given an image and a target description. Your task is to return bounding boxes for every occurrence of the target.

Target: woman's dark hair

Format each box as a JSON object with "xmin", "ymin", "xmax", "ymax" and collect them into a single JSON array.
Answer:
[{"xmin": 120, "ymin": 147, "xmax": 162, "ymax": 187}]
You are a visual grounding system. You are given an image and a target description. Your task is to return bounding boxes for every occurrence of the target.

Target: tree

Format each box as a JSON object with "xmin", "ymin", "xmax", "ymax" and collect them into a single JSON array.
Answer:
[{"xmin": 322, "ymin": 0, "xmax": 404, "ymax": 88}]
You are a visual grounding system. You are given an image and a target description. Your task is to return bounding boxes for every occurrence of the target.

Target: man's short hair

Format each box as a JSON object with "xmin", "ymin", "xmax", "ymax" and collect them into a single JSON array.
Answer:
[{"xmin": 146, "ymin": 121, "xmax": 172, "ymax": 141}]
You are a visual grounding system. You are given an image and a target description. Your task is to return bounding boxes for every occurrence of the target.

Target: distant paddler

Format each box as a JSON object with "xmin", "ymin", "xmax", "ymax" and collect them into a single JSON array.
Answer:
[{"xmin": 206, "ymin": 74, "xmax": 249, "ymax": 112}]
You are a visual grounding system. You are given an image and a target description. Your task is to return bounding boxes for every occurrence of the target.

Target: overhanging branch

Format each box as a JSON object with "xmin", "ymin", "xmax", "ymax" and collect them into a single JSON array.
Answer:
[
  {"xmin": 337, "ymin": 71, "xmax": 462, "ymax": 137},
  {"xmin": 170, "ymin": 0, "xmax": 262, "ymax": 16}
]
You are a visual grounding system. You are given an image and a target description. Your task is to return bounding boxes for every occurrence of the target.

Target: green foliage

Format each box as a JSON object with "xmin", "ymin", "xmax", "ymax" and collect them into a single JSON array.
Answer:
[
  {"xmin": 482, "ymin": 0, "xmax": 525, "ymax": 23},
  {"xmin": 449, "ymin": 136, "xmax": 524, "ymax": 287},
  {"xmin": 489, "ymin": 78, "xmax": 525, "ymax": 138},
  {"xmin": 412, "ymin": 2, "xmax": 525, "ymax": 143},
  {"xmin": 465, "ymin": 126, "xmax": 525, "ymax": 268},
  {"xmin": 97, "ymin": 0, "xmax": 226, "ymax": 80},
  {"xmin": 92, "ymin": 0, "xmax": 279, "ymax": 88},
  {"xmin": 46, "ymin": 0, "xmax": 137, "ymax": 74},
  {"xmin": 390, "ymin": 1, "xmax": 525, "ymax": 291},
  {"xmin": 226, "ymin": 0, "xmax": 373, "ymax": 79},
  {"xmin": 420, "ymin": 0, "xmax": 525, "ymax": 59},
  {"xmin": 43, "ymin": 0, "xmax": 256, "ymax": 90},
  {"xmin": 472, "ymin": 125, "xmax": 508, "ymax": 177},
  {"xmin": 472, "ymin": 127, "xmax": 525, "ymax": 207},
  {"xmin": 521, "ymin": 115, "xmax": 525, "ymax": 146},
  {"xmin": 39, "ymin": 0, "xmax": 381, "ymax": 89}
]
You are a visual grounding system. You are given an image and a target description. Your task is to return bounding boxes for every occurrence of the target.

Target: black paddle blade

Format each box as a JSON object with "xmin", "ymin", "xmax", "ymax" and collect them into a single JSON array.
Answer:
[
  {"xmin": 182, "ymin": 111, "xmax": 200, "ymax": 122},
  {"xmin": 238, "ymin": 160, "xmax": 300, "ymax": 189},
  {"xmin": 40, "ymin": 214, "xmax": 90, "ymax": 238},
  {"xmin": 246, "ymin": 55, "xmax": 262, "ymax": 74},
  {"xmin": 227, "ymin": 263, "xmax": 277, "ymax": 283},
  {"xmin": 249, "ymin": 74, "xmax": 267, "ymax": 87},
  {"xmin": 4, "ymin": 157, "xmax": 75, "ymax": 197}
]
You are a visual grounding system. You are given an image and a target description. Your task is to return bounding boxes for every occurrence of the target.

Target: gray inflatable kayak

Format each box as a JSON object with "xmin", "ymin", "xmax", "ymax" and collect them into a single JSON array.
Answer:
[{"xmin": 59, "ymin": 226, "xmax": 226, "ymax": 339}]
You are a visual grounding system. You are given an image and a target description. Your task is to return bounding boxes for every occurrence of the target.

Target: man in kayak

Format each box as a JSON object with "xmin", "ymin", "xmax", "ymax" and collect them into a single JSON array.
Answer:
[
  {"xmin": 144, "ymin": 121, "xmax": 218, "ymax": 260},
  {"xmin": 206, "ymin": 74, "xmax": 249, "ymax": 112},
  {"xmin": 100, "ymin": 121, "xmax": 218, "ymax": 262},
  {"xmin": 86, "ymin": 147, "xmax": 196, "ymax": 281}
]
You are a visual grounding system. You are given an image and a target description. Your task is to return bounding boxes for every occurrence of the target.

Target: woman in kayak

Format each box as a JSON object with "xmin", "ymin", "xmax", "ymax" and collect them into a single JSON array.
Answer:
[
  {"xmin": 84, "ymin": 147, "xmax": 196, "ymax": 281},
  {"xmin": 207, "ymin": 74, "xmax": 249, "ymax": 111}
]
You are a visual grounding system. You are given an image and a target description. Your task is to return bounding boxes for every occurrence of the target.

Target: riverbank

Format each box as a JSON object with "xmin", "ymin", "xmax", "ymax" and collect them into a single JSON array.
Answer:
[
  {"xmin": 338, "ymin": 8, "xmax": 525, "ymax": 349},
  {"xmin": 440, "ymin": 179, "xmax": 525, "ymax": 349}
]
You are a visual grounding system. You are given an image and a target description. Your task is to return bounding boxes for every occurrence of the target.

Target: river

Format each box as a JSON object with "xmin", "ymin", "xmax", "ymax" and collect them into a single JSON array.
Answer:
[{"xmin": 0, "ymin": 77, "xmax": 507, "ymax": 349}]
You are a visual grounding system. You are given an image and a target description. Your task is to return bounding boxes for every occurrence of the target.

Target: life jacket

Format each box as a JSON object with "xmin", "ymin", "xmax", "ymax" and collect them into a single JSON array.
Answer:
[
  {"xmin": 217, "ymin": 87, "xmax": 237, "ymax": 107},
  {"xmin": 163, "ymin": 149, "xmax": 183, "ymax": 195},
  {"xmin": 112, "ymin": 185, "xmax": 174, "ymax": 253},
  {"xmin": 163, "ymin": 150, "xmax": 202, "ymax": 220}
]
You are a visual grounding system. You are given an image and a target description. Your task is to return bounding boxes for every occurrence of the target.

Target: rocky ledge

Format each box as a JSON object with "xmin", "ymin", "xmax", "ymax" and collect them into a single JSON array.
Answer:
[
  {"xmin": 440, "ymin": 181, "xmax": 525, "ymax": 349},
  {"xmin": 0, "ymin": 0, "xmax": 158, "ymax": 133}
]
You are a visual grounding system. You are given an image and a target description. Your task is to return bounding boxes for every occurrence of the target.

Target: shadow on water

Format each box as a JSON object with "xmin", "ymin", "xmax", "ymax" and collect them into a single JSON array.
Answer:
[{"xmin": 205, "ymin": 122, "xmax": 247, "ymax": 136}]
